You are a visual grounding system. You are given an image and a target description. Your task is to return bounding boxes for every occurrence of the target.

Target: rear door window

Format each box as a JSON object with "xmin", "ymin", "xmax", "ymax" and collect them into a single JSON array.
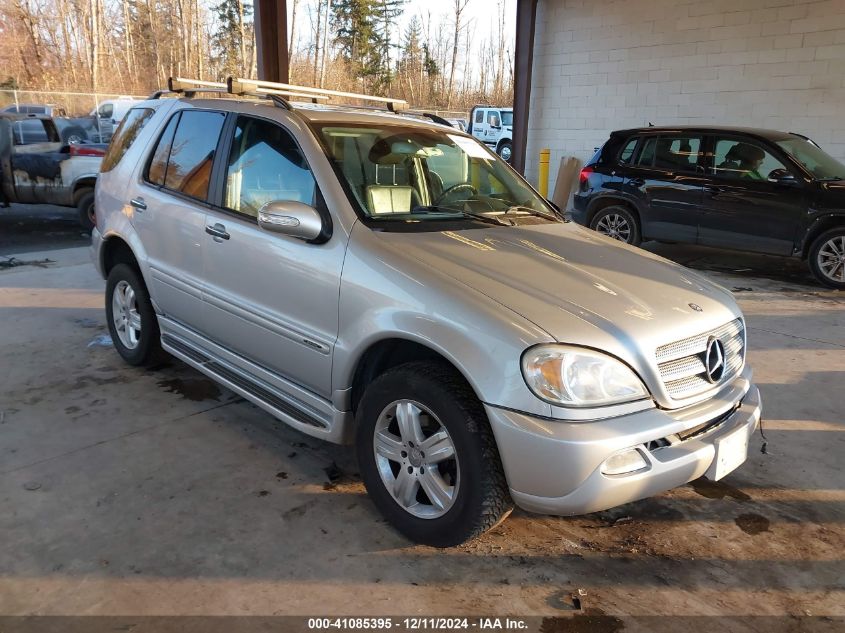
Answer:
[
  {"xmin": 636, "ymin": 135, "xmax": 702, "ymax": 172},
  {"xmin": 145, "ymin": 109, "xmax": 226, "ymax": 201},
  {"xmin": 101, "ymin": 108, "xmax": 155, "ymax": 172},
  {"xmin": 146, "ymin": 114, "xmax": 179, "ymax": 187}
]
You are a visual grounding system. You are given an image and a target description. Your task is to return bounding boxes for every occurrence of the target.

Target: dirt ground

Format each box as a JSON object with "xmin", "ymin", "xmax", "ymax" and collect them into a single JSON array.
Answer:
[{"xmin": 0, "ymin": 208, "xmax": 843, "ymax": 629}]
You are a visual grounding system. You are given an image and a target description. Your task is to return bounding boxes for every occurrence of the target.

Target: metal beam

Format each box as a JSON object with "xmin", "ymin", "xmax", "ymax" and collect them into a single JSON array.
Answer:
[
  {"xmin": 511, "ymin": 0, "xmax": 538, "ymax": 175},
  {"xmin": 254, "ymin": 0, "xmax": 289, "ymax": 83}
]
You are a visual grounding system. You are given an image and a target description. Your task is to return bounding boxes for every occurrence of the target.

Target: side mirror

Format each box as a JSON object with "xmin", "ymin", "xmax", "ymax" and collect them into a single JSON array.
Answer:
[
  {"xmin": 768, "ymin": 168, "xmax": 797, "ymax": 185},
  {"xmin": 258, "ymin": 200, "xmax": 324, "ymax": 241}
]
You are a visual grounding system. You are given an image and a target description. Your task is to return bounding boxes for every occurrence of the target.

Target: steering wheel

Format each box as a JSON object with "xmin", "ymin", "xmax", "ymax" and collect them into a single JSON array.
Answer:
[{"xmin": 433, "ymin": 183, "xmax": 478, "ymax": 206}]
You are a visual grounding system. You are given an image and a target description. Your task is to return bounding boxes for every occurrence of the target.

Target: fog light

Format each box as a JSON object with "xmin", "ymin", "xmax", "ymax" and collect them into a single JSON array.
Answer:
[{"xmin": 601, "ymin": 448, "xmax": 648, "ymax": 475}]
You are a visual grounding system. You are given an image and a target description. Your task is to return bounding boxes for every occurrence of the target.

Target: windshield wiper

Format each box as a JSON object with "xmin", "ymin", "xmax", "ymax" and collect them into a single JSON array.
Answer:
[
  {"xmin": 504, "ymin": 204, "xmax": 557, "ymax": 220},
  {"xmin": 410, "ymin": 205, "xmax": 513, "ymax": 226}
]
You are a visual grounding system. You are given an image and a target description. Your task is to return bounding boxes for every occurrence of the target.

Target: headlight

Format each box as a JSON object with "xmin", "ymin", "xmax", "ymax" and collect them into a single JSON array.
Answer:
[{"xmin": 521, "ymin": 345, "xmax": 649, "ymax": 407}]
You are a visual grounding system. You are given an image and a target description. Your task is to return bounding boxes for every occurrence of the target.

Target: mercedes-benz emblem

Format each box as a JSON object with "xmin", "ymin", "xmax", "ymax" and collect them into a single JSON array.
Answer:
[
  {"xmin": 704, "ymin": 337, "xmax": 726, "ymax": 383},
  {"xmin": 689, "ymin": 303, "xmax": 703, "ymax": 312}
]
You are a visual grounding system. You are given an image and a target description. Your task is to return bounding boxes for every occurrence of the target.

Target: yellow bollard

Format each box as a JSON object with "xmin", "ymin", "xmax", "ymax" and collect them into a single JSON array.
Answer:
[{"xmin": 538, "ymin": 148, "xmax": 550, "ymax": 197}]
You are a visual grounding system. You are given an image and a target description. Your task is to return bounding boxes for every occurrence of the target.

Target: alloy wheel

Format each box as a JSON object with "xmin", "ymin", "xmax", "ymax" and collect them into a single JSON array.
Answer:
[
  {"xmin": 373, "ymin": 399, "xmax": 460, "ymax": 519},
  {"xmin": 596, "ymin": 213, "xmax": 632, "ymax": 242},
  {"xmin": 817, "ymin": 235, "xmax": 845, "ymax": 283},
  {"xmin": 111, "ymin": 280, "xmax": 141, "ymax": 349}
]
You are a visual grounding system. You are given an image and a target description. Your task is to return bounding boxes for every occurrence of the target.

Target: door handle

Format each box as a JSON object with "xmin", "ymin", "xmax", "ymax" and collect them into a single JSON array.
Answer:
[
  {"xmin": 129, "ymin": 197, "xmax": 147, "ymax": 211},
  {"xmin": 205, "ymin": 223, "xmax": 230, "ymax": 241},
  {"xmin": 704, "ymin": 185, "xmax": 727, "ymax": 195},
  {"xmin": 628, "ymin": 178, "xmax": 645, "ymax": 187}
]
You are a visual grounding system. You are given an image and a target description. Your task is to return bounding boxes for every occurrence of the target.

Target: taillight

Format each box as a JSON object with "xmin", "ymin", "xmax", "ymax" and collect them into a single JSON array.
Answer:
[
  {"xmin": 579, "ymin": 165, "xmax": 594, "ymax": 187},
  {"xmin": 70, "ymin": 144, "xmax": 106, "ymax": 157}
]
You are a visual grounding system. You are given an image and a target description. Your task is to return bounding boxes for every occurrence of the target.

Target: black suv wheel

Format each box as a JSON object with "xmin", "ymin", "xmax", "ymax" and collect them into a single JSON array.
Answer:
[
  {"xmin": 809, "ymin": 227, "xmax": 845, "ymax": 289},
  {"xmin": 590, "ymin": 205, "xmax": 641, "ymax": 246}
]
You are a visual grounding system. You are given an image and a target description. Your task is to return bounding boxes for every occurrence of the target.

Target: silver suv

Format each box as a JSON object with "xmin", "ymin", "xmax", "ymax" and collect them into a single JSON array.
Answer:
[{"xmin": 91, "ymin": 79, "xmax": 762, "ymax": 546}]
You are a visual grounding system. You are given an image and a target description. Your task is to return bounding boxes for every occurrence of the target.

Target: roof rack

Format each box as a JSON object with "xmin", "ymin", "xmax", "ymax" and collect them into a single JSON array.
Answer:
[
  {"xmin": 166, "ymin": 77, "xmax": 329, "ymax": 104},
  {"xmin": 161, "ymin": 76, "xmax": 410, "ymax": 114},
  {"xmin": 227, "ymin": 77, "xmax": 409, "ymax": 112}
]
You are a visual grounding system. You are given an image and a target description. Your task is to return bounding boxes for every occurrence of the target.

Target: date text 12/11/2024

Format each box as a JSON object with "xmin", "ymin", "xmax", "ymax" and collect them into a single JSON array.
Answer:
[{"xmin": 307, "ymin": 617, "xmax": 529, "ymax": 630}]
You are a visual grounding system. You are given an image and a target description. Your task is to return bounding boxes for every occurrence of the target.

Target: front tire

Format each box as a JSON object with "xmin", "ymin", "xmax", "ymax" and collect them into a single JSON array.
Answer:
[
  {"xmin": 355, "ymin": 361, "xmax": 512, "ymax": 547},
  {"xmin": 77, "ymin": 190, "xmax": 96, "ymax": 231},
  {"xmin": 105, "ymin": 264, "xmax": 164, "ymax": 366},
  {"xmin": 809, "ymin": 227, "xmax": 845, "ymax": 289},
  {"xmin": 589, "ymin": 205, "xmax": 641, "ymax": 246}
]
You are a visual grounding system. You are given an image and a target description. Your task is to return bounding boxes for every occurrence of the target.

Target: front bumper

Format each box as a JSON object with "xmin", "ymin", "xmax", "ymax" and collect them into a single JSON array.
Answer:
[{"xmin": 486, "ymin": 370, "xmax": 761, "ymax": 516}]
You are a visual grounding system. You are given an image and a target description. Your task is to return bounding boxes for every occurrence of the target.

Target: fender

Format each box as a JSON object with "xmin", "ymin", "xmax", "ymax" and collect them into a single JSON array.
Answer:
[
  {"xmin": 97, "ymin": 215, "xmax": 153, "ymax": 292},
  {"xmin": 799, "ymin": 210, "xmax": 845, "ymax": 257},
  {"xmin": 585, "ymin": 191, "xmax": 645, "ymax": 223}
]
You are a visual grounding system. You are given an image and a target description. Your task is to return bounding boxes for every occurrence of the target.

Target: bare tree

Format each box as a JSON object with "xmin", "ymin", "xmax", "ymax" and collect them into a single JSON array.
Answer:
[{"xmin": 446, "ymin": 0, "xmax": 469, "ymax": 109}]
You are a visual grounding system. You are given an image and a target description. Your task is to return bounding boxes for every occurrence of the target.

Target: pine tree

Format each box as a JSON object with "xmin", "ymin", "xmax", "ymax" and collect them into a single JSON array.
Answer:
[
  {"xmin": 211, "ymin": 0, "xmax": 252, "ymax": 78},
  {"xmin": 331, "ymin": 0, "xmax": 403, "ymax": 93}
]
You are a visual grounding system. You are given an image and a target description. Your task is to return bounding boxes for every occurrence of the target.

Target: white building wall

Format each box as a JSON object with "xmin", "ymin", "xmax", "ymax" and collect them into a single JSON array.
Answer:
[{"xmin": 525, "ymin": 0, "xmax": 845, "ymax": 194}]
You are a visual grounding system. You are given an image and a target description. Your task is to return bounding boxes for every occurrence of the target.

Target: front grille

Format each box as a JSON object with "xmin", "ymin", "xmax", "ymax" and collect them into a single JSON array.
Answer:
[{"xmin": 656, "ymin": 318, "xmax": 745, "ymax": 400}]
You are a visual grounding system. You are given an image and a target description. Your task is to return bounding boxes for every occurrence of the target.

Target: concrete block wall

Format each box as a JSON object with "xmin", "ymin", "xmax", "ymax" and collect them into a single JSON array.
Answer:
[{"xmin": 525, "ymin": 0, "xmax": 845, "ymax": 194}]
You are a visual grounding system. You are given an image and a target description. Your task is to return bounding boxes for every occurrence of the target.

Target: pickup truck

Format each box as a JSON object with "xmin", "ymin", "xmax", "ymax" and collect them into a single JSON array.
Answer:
[
  {"xmin": 468, "ymin": 105, "xmax": 513, "ymax": 162},
  {"xmin": 0, "ymin": 113, "xmax": 105, "ymax": 229}
]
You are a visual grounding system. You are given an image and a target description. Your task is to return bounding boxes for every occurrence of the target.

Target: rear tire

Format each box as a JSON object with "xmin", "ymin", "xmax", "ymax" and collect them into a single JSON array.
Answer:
[
  {"xmin": 589, "ymin": 204, "xmax": 641, "ymax": 246},
  {"xmin": 77, "ymin": 190, "xmax": 96, "ymax": 232},
  {"xmin": 61, "ymin": 126, "xmax": 87, "ymax": 145},
  {"xmin": 497, "ymin": 140, "xmax": 513, "ymax": 163},
  {"xmin": 105, "ymin": 264, "xmax": 165, "ymax": 366},
  {"xmin": 355, "ymin": 361, "xmax": 513, "ymax": 547},
  {"xmin": 808, "ymin": 227, "xmax": 845, "ymax": 289}
]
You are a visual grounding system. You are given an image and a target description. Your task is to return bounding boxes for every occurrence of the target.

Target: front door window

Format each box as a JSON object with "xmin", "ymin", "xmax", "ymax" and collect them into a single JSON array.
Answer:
[{"xmin": 713, "ymin": 139, "xmax": 788, "ymax": 181}]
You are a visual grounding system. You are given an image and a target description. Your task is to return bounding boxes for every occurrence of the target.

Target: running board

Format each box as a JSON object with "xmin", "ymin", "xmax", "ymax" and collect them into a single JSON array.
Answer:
[{"xmin": 161, "ymin": 333, "xmax": 329, "ymax": 432}]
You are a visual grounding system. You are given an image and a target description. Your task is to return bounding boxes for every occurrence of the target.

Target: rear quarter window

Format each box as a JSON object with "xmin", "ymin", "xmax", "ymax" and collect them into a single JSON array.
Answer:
[
  {"xmin": 101, "ymin": 108, "xmax": 156, "ymax": 172},
  {"xmin": 619, "ymin": 137, "xmax": 638, "ymax": 164}
]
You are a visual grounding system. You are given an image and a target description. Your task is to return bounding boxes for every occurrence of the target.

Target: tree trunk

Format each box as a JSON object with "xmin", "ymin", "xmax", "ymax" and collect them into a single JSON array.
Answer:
[
  {"xmin": 90, "ymin": 0, "xmax": 100, "ymax": 91},
  {"xmin": 288, "ymin": 0, "xmax": 299, "ymax": 60},
  {"xmin": 320, "ymin": 0, "xmax": 331, "ymax": 88}
]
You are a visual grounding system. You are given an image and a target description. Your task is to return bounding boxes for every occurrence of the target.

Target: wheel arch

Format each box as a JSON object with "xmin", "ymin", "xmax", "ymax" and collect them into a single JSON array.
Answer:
[
  {"xmin": 71, "ymin": 177, "xmax": 97, "ymax": 204},
  {"xmin": 101, "ymin": 235, "xmax": 141, "ymax": 279},
  {"xmin": 586, "ymin": 195, "xmax": 642, "ymax": 230},
  {"xmin": 801, "ymin": 214, "xmax": 845, "ymax": 259},
  {"xmin": 348, "ymin": 338, "xmax": 477, "ymax": 416}
]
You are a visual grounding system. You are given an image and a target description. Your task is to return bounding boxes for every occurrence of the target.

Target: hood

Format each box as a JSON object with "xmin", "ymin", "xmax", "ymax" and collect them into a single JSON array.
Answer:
[{"xmin": 380, "ymin": 222, "xmax": 740, "ymax": 355}]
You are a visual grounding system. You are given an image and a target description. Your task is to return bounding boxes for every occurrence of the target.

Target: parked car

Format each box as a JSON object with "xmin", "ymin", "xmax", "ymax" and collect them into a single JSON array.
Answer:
[
  {"xmin": 573, "ymin": 126, "xmax": 845, "ymax": 288},
  {"xmin": 90, "ymin": 97, "xmax": 142, "ymax": 141},
  {"xmin": 467, "ymin": 105, "xmax": 513, "ymax": 162},
  {"xmin": 92, "ymin": 85, "xmax": 761, "ymax": 546},
  {"xmin": 0, "ymin": 113, "xmax": 106, "ymax": 228},
  {"xmin": 1, "ymin": 103, "xmax": 94, "ymax": 145},
  {"xmin": 2, "ymin": 103, "xmax": 68, "ymax": 117}
]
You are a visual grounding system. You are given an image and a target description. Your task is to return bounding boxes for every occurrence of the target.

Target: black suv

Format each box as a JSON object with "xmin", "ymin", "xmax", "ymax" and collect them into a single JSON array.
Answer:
[{"xmin": 573, "ymin": 126, "xmax": 845, "ymax": 288}]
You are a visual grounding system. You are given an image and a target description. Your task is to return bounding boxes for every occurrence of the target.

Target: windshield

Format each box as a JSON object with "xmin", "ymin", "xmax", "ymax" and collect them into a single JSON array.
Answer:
[
  {"xmin": 315, "ymin": 123, "xmax": 557, "ymax": 228},
  {"xmin": 501, "ymin": 110, "xmax": 513, "ymax": 127},
  {"xmin": 776, "ymin": 137, "xmax": 845, "ymax": 180}
]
